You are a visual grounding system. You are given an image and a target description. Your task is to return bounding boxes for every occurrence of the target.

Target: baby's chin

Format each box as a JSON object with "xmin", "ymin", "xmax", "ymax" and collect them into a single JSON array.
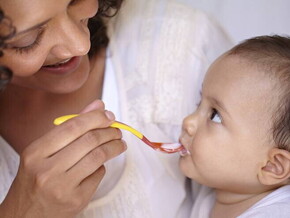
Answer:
[{"xmin": 178, "ymin": 155, "xmax": 196, "ymax": 179}]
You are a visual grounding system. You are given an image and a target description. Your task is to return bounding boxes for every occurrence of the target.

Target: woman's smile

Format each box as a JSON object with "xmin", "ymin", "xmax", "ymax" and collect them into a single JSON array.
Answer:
[{"xmin": 41, "ymin": 56, "xmax": 82, "ymax": 75}]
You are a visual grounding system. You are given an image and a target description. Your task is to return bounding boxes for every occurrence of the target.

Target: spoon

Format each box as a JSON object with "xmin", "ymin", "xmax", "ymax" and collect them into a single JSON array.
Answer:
[{"xmin": 54, "ymin": 114, "xmax": 188, "ymax": 155}]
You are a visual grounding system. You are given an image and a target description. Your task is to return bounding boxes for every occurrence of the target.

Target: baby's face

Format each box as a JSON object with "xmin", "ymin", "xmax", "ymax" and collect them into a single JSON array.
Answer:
[{"xmin": 179, "ymin": 55, "xmax": 279, "ymax": 193}]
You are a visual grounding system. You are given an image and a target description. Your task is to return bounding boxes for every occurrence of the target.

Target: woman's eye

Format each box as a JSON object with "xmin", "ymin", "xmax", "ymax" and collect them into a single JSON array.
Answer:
[
  {"xmin": 10, "ymin": 28, "xmax": 45, "ymax": 54},
  {"xmin": 210, "ymin": 108, "xmax": 222, "ymax": 123}
]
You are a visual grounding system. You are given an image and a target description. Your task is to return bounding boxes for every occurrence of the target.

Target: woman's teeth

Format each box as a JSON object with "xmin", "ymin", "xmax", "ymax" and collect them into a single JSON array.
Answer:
[{"xmin": 44, "ymin": 58, "xmax": 72, "ymax": 67}]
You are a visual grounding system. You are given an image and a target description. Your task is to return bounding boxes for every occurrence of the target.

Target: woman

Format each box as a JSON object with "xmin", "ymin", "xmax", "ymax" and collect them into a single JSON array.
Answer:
[
  {"xmin": 0, "ymin": 0, "xmax": 232, "ymax": 217},
  {"xmin": 0, "ymin": 1, "xmax": 126, "ymax": 217}
]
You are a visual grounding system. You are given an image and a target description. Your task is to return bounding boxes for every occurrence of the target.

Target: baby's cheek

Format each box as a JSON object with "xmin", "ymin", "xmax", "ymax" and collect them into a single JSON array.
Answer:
[{"xmin": 188, "ymin": 142, "xmax": 210, "ymax": 166}]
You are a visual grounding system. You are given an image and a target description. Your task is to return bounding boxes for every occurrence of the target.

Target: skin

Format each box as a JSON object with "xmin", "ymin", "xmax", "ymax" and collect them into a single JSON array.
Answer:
[
  {"xmin": 0, "ymin": 0, "xmax": 126, "ymax": 217},
  {"xmin": 179, "ymin": 55, "xmax": 282, "ymax": 217}
]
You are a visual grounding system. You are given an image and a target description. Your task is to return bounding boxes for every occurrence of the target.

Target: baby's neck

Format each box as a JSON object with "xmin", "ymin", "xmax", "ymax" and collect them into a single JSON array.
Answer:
[{"xmin": 210, "ymin": 189, "xmax": 272, "ymax": 218}]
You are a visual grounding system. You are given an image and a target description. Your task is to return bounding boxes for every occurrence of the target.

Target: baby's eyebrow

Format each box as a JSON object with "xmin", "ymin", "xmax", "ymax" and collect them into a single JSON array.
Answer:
[{"xmin": 208, "ymin": 96, "xmax": 231, "ymax": 118}]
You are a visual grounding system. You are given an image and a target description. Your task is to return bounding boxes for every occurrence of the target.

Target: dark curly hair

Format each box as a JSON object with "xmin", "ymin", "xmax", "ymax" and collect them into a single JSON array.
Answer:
[
  {"xmin": 0, "ymin": 9, "xmax": 15, "ymax": 90},
  {"xmin": 228, "ymin": 35, "xmax": 290, "ymax": 152},
  {"xmin": 88, "ymin": 0, "xmax": 123, "ymax": 57}
]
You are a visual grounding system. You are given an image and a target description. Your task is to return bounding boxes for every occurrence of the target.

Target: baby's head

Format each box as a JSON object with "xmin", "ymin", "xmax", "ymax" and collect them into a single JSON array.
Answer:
[{"xmin": 179, "ymin": 35, "xmax": 290, "ymax": 195}]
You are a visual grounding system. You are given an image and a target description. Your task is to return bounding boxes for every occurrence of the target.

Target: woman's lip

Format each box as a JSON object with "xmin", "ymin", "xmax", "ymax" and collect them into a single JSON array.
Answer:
[{"xmin": 41, "ymin": 56, "xmax": 82, "ymax": 75}]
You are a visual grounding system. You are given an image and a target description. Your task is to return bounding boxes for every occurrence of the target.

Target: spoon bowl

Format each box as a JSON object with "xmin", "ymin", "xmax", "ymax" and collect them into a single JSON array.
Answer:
[{"xmin": 54, "ymin": 114, "xmax": 188, "ymax": 155}]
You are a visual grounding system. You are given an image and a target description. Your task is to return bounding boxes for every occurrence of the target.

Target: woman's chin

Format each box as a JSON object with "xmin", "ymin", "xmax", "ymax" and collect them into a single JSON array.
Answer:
[
  {"xmin": 38, "ymin": 56, "xmax": 90, "ymax": 94},
  {"xmin": 41, "ymin": 73, "xmax": 89, "ymax": 94}
]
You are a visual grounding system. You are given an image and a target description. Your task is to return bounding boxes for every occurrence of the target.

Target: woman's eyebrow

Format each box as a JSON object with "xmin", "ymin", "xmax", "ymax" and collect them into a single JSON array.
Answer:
[{"xmin": 15, "ymin": 19, "xmax": 50, "ymax": 36}]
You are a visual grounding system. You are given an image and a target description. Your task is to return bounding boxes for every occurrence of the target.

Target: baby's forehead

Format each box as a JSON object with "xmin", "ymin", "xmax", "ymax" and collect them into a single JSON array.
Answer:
[
  {"xmin": 214, "ymin": 54, "xmax": 279, "ymax": 81},
  {"xmin": 224, "ymin": 54, "xmax": 280, "ymax": 90},
  {"xmin": 204, "ymin": 53, "xmax": 282, "ymax": 115}
]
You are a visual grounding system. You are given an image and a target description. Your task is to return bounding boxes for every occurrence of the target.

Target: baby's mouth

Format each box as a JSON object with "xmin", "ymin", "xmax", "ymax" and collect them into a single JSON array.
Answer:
[
  {"xmin": 178, "ymin": 138, "xmax": 191, "ymax": 156},
  {"xmin": 179, "ymin": 148, "xmax": 190, "ymax": 156}
]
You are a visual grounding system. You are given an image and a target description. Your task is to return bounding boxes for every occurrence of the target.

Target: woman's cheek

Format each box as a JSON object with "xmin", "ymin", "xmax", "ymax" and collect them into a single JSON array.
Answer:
[{"xmin": 6, "ymin": 53, "xmax": 46, "ymax": 77}]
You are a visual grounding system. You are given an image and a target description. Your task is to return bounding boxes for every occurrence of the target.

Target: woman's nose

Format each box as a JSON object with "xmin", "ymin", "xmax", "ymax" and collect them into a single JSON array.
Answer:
[{"xmin": 49, "ymin": 16, "xmax": 90, "ymax": 59}]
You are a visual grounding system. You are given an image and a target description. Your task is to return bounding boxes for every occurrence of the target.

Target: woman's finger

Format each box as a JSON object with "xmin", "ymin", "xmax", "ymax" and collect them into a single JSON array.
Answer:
[
  {"xmin": 50, "ymin": 128, "xmax": 122, "ymax": 172},
  {"xmin": 24, "ymin": 109, "xmax": 115, "ymax": 159},
  {"xmin": 80, "ymin": 99, "xmax": 105, "ymax": 114},
  {"xmin": 77, "ymin": 165, "xmax": 106, "ymax": 203},
  {"xmin": 66, "ymin": 139, "xmax": 127, "ymax": 186}
]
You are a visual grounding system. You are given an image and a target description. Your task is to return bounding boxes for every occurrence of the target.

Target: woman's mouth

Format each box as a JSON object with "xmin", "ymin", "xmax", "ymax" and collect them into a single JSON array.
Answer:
[
  {"xmin": 44, "ymin": 58, "xmax": 72, "ymax": 67},
  {"xmin": 41, "ymin": 56, "xmax": 82, "ymax": 75}
]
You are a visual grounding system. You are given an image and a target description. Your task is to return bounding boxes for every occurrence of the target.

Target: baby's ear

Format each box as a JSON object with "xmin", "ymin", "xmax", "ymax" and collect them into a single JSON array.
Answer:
[{"xmin": 258, "ymin": 148, "xmax": 290, "ymax": 186}]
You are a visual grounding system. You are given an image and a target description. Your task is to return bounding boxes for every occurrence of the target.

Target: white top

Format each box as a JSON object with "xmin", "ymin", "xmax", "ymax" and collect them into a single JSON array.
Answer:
[
  {"xmin": 0, "ymin": 0, "xmax": 232, "ymax": 217},
  {"xmin": 0, "ymin": 136, "xmax": 19, "ymax": 204},
  {"xmin": 190, "ymin": 184, "xmax": 290, "ymax": 218},
  {"xmin": 92, "ymin": 54, "xmax": 125, "ymax": 199}
]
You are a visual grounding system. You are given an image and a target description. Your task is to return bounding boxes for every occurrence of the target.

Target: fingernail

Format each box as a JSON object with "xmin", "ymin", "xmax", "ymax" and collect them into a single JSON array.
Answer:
[
  {"xmin": 80, "ymin": 99, "xmax": 104, "ymax": 113},
  {"xmin": 122, "ymin": 140, "xmax": 128, "ymax": 150},
  {"xmin": 105, "ymin": 110, "xmax": 115, "ymax": 121}
]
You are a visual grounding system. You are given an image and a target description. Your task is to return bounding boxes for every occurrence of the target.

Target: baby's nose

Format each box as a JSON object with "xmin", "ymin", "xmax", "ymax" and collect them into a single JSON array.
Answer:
[
  {"xmin": 182, "ymin": 114, "xmax": 198, "ymax": 137},
  {"xmin": 179, "ymin": 129, "xmax": 192, "ymax": 150}
]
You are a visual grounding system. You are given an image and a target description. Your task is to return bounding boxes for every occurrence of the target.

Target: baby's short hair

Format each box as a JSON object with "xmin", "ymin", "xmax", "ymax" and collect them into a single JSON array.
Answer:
[{"xmin": 227, "ymin": 35, "xmax": 290, "ymax": 152}]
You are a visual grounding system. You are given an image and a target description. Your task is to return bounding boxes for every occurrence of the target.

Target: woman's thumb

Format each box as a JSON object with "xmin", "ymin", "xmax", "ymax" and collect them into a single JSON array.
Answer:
[{"xmin": 80, "ymin": 99, "xmax": 105, "ymax": 114}]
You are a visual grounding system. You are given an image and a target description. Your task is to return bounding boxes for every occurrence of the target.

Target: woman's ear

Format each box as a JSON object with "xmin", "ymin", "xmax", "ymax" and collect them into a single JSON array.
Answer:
[{"xmin": 258, "ymin": 148, "xmax": 290, "ymax": 186}]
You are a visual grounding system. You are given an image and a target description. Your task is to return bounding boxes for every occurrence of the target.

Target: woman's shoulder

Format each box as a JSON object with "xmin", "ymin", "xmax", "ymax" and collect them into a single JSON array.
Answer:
[
  {"xmin": 165, "ymin": 1, "xmax": 212, "ymax": 20},
  {"xmin": 162, "ymin": 1, "xmax": 222, "ymax": 30},
  {"xmin": 111, "ymin": 0, "xmax": 223, "ymax": 30}
]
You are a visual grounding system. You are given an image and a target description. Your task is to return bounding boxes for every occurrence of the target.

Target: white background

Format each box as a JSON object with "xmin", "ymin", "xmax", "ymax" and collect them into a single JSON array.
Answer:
[{"xmin": 177, "ymin": 0, "xmax": 290, "ymax": 43}]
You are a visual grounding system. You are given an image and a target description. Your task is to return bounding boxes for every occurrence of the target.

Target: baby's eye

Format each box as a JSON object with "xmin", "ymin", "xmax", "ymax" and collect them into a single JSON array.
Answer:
[{"xmin": 210, "ymin": 108, "xmax": 222, "ymax": 123}]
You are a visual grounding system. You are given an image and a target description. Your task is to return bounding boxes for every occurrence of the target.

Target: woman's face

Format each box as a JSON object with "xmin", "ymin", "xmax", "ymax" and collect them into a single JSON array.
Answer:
[{"xmin": 0, "ymin": 0, "xmax": 99, "ymax": 93}]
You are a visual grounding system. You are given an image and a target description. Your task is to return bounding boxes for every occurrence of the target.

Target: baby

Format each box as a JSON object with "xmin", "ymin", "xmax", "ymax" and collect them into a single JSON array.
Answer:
[{"xmin": 179, "ymin": 35, "xmax": 290, "ymax": 218}]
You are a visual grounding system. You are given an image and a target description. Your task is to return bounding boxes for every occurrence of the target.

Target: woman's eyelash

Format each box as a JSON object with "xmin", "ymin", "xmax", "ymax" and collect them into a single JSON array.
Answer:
[{"xmin": 14, "ymin": 28, "xmax": 45, "ymax": 54}]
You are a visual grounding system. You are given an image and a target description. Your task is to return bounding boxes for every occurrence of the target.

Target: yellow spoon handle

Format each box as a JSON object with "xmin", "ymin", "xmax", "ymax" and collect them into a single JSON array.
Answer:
[
  {"xmin": 53, "ymin": 114, "xmax": 79, "ymax": 125},
  {"xmin": 110, "ymin": 122, "xmax": 143, "ymax": 139},
  {"xmin": 53, "ymin": 114, "xmax": 143, "ymax": 139}
]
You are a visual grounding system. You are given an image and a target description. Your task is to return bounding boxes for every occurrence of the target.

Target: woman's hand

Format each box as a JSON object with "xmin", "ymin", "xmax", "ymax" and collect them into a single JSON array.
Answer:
[{"xmin": 0, "ymin": 100, "xmax": 126, "ymax": 218}]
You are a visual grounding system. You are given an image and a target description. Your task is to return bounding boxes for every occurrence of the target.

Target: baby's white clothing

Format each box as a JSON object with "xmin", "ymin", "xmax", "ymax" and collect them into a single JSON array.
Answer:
[
  {"xmin": 190, "ymin": 183, "xmax": 290, "ymax": 218},
  {"xmin": 240, "ymin": 185, "xmax": 290, "ymax": 218}
]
